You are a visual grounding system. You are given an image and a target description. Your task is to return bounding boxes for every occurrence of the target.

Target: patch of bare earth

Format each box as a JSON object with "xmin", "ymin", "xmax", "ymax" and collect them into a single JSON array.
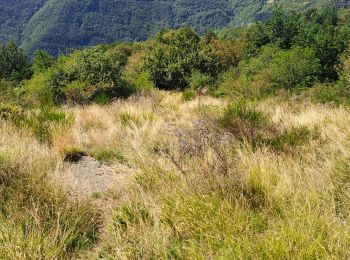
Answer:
[{"xmin": 55, "ymin": 156, "xmax": 131, "ymax": 199}]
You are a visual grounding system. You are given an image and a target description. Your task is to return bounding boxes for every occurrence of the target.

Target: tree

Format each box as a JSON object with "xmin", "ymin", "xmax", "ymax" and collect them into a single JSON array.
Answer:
[
  {"xmin": 295, "ymin": 10, "xmax": 350, "ymax": 80},
  {"xmin": 245, "ymin": 8, "xmax": 301, "ymax": 55},
  {"xmin": 267, "ymin": 7, "xmax": 301, "ymax": 49},
  {"xmin": 268, "ymin": 46, "xmax": 321, "ymax": 88},
  {"xmin": 238, "ymin": 45, "xmax": 321, "ymax": 89},
  {"xmin": 0, "ymin": 41, "xmax": 32, "ymax": 82},
  {"xmin": 245, "ymin": 6, "xmax": 350, "ymax": 81},
  {"xmin": 246, "ymin": 23, "xmax": 270, "ymax": 56},
  {"xmin": 33, "ymin": 50, "xmax": 55, "ymax": 73},
  {"xmin": 48, "ymin": 45, "xmax": 132, "ymax": 104},
  {"xmin": 145, "ymin": 28, "xmax": 223, "ymax": 90},
  {"xmin": 312, "ymin": 26, "xmax": 346, "ymax": 80}
]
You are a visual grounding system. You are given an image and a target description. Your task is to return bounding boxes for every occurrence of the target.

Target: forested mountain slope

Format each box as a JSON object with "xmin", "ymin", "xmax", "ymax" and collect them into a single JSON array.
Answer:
[
  {"xmin": 0, "ymin": 0, "xmax": 46, "ymax": 43},
  {"xmin": 1, "ymin": 0, "xmax": 349, "ymax": 54}
]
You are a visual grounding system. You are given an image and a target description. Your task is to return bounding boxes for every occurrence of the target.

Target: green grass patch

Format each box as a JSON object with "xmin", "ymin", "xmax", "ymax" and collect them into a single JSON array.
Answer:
[
  {"xmin": 220, "ymin": 102, "xmax": 268, "ymax": 128},
  {"xmin": 119, "ymin": 111, "xmax": 141, "ymax": 127},
  {"xmin": 94, "ymin": 149, "xmax": 127, "ymax": 165},
  {"xmin": 92, "ymin": 92, "xmax": 111, "ymax": 105},
  {"xmin": 182, "ymin": 88, "xmax": 196, "ymax": 102},
  {"xmin": 25, "ymin": 106, "xmax": 72, "ymax": 143},
  {"xmin": 251, "ymin": 125, "xmax": 321, "ymax": 153},
  {"xmin": 113, "ymin": 203, "xmax": 154, "ymax": 233},
  {"xmin": 0, "ymin": 104, "xmax": 72, "ymax": 143},
  {"xmin": 259, "ymin": 126, "xmax": 314, "ymax": 151}
]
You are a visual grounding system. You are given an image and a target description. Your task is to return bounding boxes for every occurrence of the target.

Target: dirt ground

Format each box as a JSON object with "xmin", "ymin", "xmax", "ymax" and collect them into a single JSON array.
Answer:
[{"xmin": 55, "ymin": 156, "xmax": 131, "ymax": 199}]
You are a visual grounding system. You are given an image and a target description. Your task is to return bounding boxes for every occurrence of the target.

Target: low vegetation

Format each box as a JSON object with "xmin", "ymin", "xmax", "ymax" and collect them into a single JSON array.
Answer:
[{"xmin": 1, "ymin": 5, "xmax": 350, "ymax": 258}]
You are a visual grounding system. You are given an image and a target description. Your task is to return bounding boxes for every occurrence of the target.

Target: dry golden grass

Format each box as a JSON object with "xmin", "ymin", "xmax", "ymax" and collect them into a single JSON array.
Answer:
[
  {"xmin": 2, "ymin": 90, "xmax": 350, "ymax": 258},
  {"xmin": 0, "ymin": 121, "xmax": 99, "ymax": 259}
]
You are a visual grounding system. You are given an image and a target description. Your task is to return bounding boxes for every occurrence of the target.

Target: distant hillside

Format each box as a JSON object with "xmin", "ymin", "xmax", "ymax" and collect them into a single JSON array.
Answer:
[
  {"xmin": 0, "ymin": 0, "xmax": 349, "ymax": 55},
  {"xmin": 0, "ymin": 0, "xmax": 46, "ymax": 43}
]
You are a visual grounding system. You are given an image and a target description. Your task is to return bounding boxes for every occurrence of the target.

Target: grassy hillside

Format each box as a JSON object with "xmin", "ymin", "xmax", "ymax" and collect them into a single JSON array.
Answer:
[
  {"xmin": 1, "ymin": 6, "xmax": 350, "ymax": 258},
  {"xmin": 1, "ymin": 0, "xmax": 350, "ymax": 54},
  {"xmin": 2, "ymin": 91, "xmax": 350, "ymax": 258}
]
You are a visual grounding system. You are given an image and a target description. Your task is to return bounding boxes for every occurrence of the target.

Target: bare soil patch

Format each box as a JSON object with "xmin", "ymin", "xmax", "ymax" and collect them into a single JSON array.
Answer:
[{"xmin": 56, "ymin": 156, "xmax": 130, "ymax": 199}]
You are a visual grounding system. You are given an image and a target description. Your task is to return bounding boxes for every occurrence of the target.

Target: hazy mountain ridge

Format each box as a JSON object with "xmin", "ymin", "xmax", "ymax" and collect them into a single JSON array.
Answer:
[{"xmin": 0, "ymin": 0, "xmax": 349, "ymax": 54}]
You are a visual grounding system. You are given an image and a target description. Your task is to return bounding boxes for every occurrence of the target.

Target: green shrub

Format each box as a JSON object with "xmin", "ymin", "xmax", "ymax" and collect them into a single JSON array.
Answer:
[
  {"xmin": 245, "ymin": 7, "xmax": 350, "ymax": 80},
  {"xmin": 21, "ymin": 70, "xmax": 54, "ymax": 106},
  {"xmin": 221, "ymin": 102, "xmax": 268, "ymax": 128},
  {"xmin": 92, "ymin": 92, "xmax": 111, "ymax": 105},
  {"xmin": 182, "ymin": 89, "xmax": 196, "ymax": 102},
  {"xmin": 0, "ymin": 42, "xmax": 32, "ymax": 82},
  {"xmin": 213, "ymin": 70, "xmax": 261, "ymax": 100},
  {"xmin": 187, "ymin": 70, "xmax": 213, "ymax": 90},
  {"xmin": 339, "ymin": 45, "xmax": 350, "ymax": 87},
  {"xmin": 238, "ymin": 45, "xmax": 321, "ymax": 90},
  {"xmin": 121, "ymin": 44, "xmax": 155, "ymax": 93},
  {"xmin": 260, "ymin": 126, "xmax": 313, "ymax": 151},
  {"xmin": 33, "ymin": 50, "xmax": 55, "ymax": 73},
  {"xmin": 25, "ymin": 45, "xmax": 134, "ymax": 105},
  {"xmin": 220, "ymin": 102, "xmax": 270, "ymax": 142},
  {"xmin": 307, "ymin": 82, "xmax": 350, "ymax": 105},
  {"xmin": 126, "ymin": 71, "xmax": 154, "ymax": 93},
  {"xmin": 145, "ymin": 28, "xmax": 222, "ymax": 90},
  {"xmin": 268, "ymin": 46, "xmax": 321, "ymax": 89},
  {"xmin": 61, "ymin": 80, "xmax": 102, "ymax": 105}
]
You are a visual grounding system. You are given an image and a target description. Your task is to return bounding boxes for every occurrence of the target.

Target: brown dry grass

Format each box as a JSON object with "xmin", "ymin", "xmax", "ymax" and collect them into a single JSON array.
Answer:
[{"xmin": 2, "ymin": 90, "xmax": 350, "ymax": 258}]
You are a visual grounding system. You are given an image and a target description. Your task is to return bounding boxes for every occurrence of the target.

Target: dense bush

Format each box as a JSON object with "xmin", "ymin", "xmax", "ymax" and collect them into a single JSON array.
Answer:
[
  {"xmin": 307, "ymin": 83, "xmax": 350, "ymax": 105},
  {"xmin": 33, "ymin": 50, "xmax": 55, "ymax": 73},
  {"xmin": 22, "ymin": 45, "xmax": 134, "ymax": 105},
  {"xmin": 238, "ymin": 45, "xmax": 321, "ymax": 90},
  {"xmin": 0, "ymin": 42, "xmax": 32, "ymax": 82},
  {"xmin": 267, "ymin": 46, "xmax": 321, "ymax": 88},
  {"xmin": 216, "ymin": 34, "xmax": 248, "ymax": 69},
  {"xmin": 245, "ymin": 7, "xmax": 350, "ymax": 81},
  {"xmin": 50, "ymin": 45, "xmax": 131, "ymax": 104},
  {"xmin": 145, "ymin": 28, "xmax": 223, "ymax": 90},
  {"xmin": 181, "ymin": 88, "xmax": 196, "ymax": 102},
  {"xmin": 122, "ymin": 43, "xmax": 155, "ymax": 92},
  {"xmin": 304, "ymin": 43, "xmax": 350, "ymax": 106},
  {"xmin": 21, "ymin": 70, "xmax": 54, "ymax": 106},
  {"xmin": 187, "ymin": 70, "xmax": 213, "ymax": 90}
]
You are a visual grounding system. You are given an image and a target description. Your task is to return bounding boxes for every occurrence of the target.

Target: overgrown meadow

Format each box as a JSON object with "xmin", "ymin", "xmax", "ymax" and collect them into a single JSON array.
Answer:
[{"xmin": 1, "ymin": 6, "xmax": 350, "ymax": 259}]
